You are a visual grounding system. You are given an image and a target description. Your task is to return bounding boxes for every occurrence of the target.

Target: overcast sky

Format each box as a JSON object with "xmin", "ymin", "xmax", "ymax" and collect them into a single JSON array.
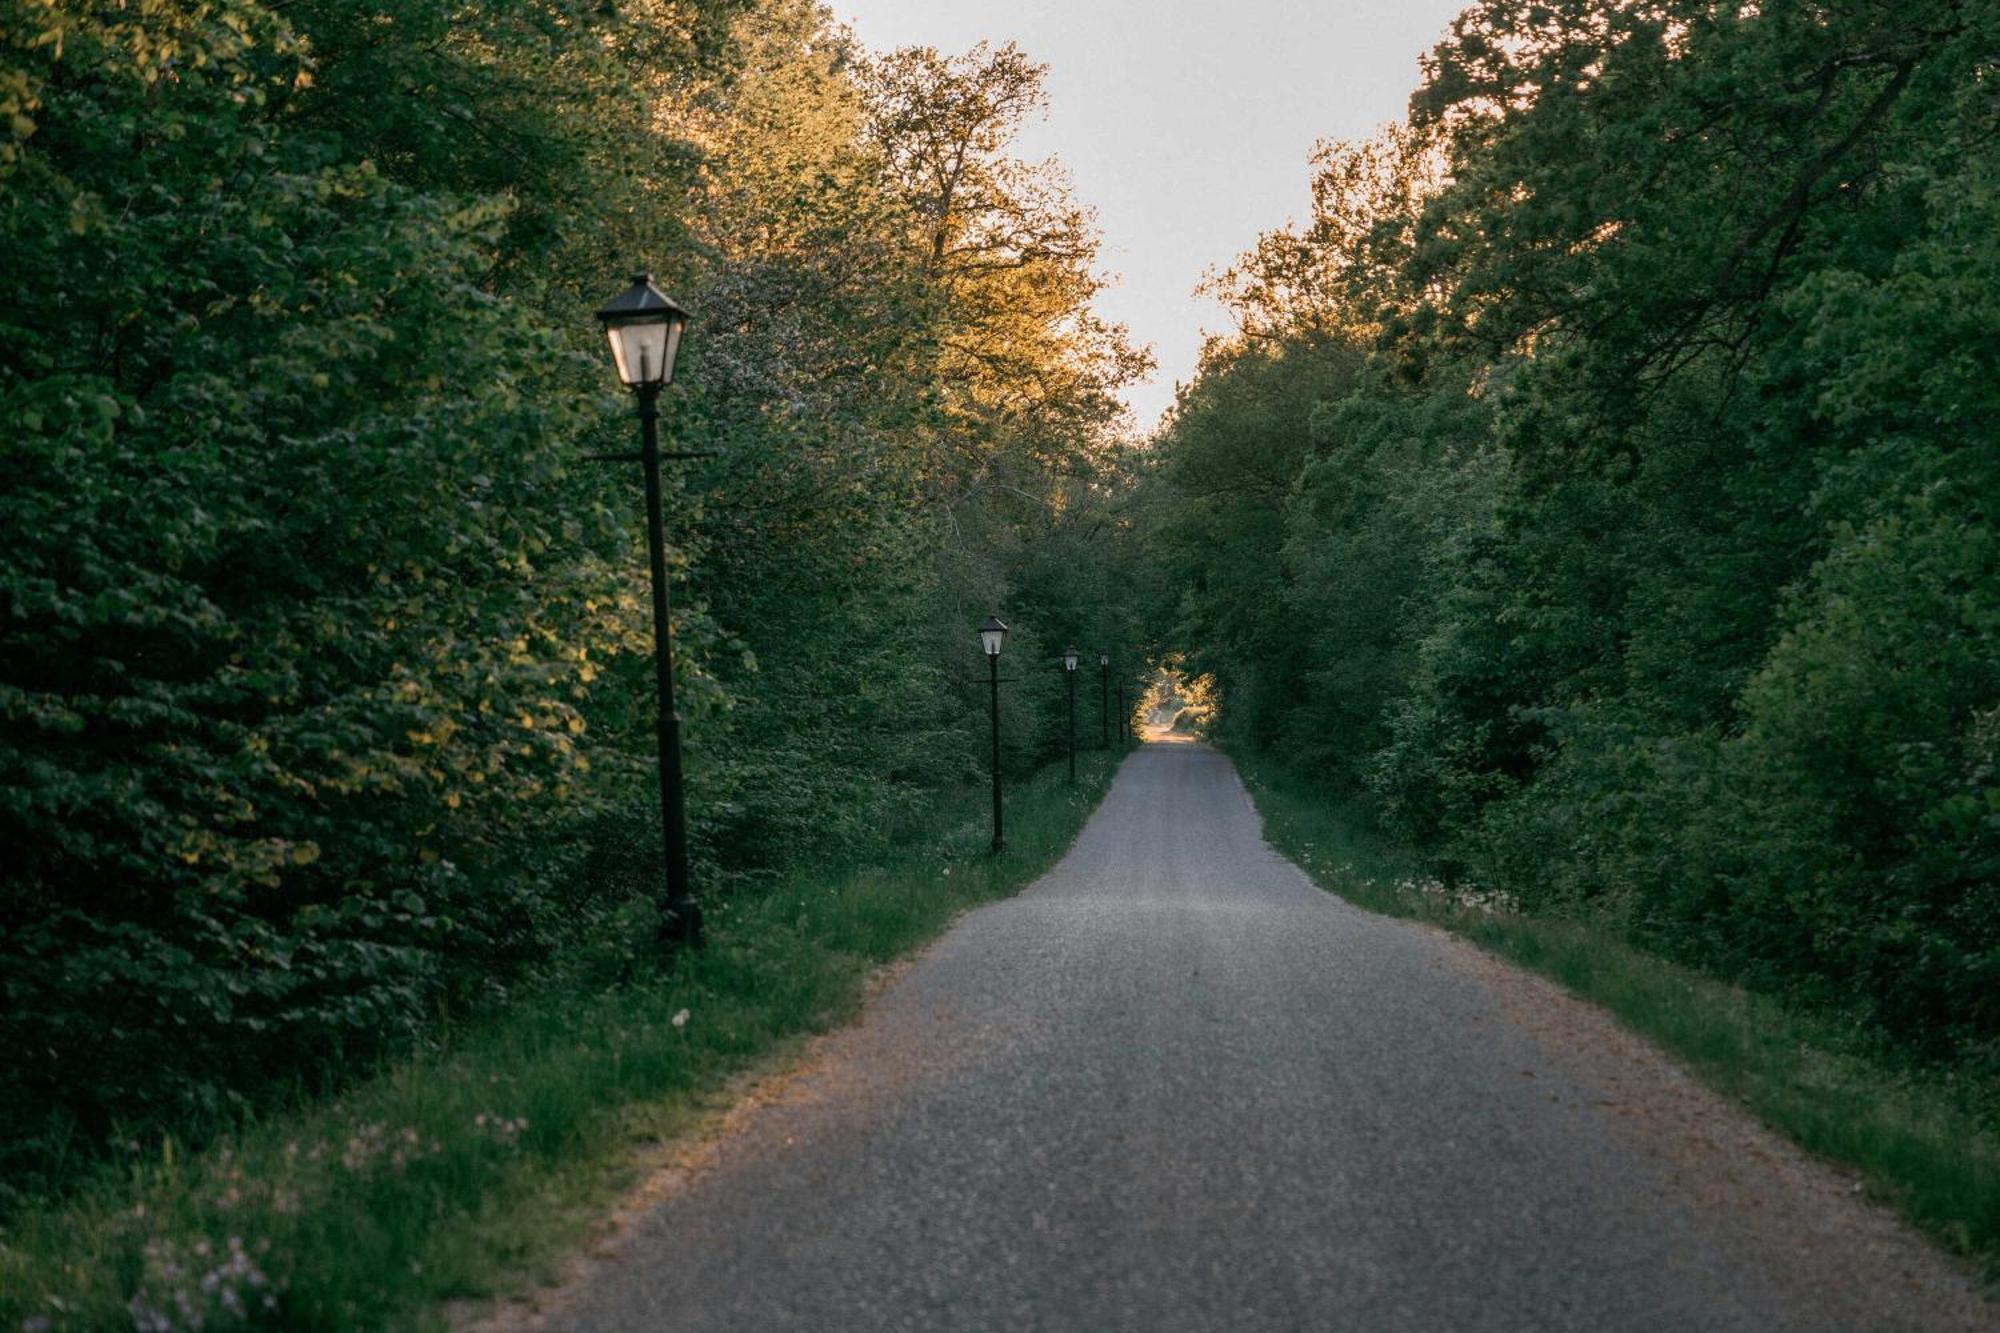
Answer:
[{"xmin": 830, "ymin": 0, "xmax": 1469, "ymax": 430}]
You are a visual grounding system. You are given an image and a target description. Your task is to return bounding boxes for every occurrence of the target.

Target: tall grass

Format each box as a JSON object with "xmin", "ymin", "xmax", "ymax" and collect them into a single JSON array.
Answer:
[
  {"xmin": 1234, "ymin": 754, "xmax": 2000, "ymax": 1279},
  {"xmin": 0, "ymin": 750, "xmax": 1130, "ymax": 1331}
]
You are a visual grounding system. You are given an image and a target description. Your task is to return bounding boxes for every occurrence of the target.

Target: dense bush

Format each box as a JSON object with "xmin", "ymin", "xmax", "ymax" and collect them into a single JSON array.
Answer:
[
  {"xmin": 0, "ymin": 0, "xmax": 1152, "ymax": 1200},
  {"xmin": 1142, "ymin": 0, "xmax": 1999, "ymax": 1050}
]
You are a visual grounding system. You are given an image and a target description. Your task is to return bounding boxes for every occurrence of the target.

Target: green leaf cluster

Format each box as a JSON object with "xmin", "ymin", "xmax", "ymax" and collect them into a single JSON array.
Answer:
[
  {"xmin": 0, "ymin": 0, "xmax": 1150, "ymax": 1202},
  {"xmin": 1143, "ymin": 0, "xmax": 2000, "ymax": 1054}
]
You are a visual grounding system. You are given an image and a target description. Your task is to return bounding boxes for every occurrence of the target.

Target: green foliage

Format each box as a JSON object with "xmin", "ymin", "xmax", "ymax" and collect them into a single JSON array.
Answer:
[
  {"xmin": 0, "ymin": 0, "xmax": 1151, "ymax": 1206},
  {"xmin": 1, "ymin": 0, "xmax": 634, "ymax": 1187},
  {"xmin": 1144, "ymin": 0, "xmax": 2000, "ymax": 1052}
]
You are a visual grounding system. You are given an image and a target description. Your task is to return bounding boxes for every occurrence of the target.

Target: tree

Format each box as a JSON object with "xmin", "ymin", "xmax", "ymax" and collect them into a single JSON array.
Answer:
[{"xmin": 1140, "ymin": 0, "xmax": 2000, "ymax": 1049}]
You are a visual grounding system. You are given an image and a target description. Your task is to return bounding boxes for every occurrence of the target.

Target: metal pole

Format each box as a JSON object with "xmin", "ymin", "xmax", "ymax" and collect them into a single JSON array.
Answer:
[
  {"xmin": 1066, "ymin": 666, "xmax": 1076, "ymax": 783},
  {"xmin": 638, "ymin": 384, "xmax": 702, "ymax": 947},
  {"xmin": 1118, "ymin": 682, "xmax": 1126, "ymax": 741},
  {"xmin": 989, "ymin": 652, "xmax": 1004, "ymax": 852}
]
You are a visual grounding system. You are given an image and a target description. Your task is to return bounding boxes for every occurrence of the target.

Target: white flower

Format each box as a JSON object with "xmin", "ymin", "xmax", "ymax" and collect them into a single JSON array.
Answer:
[{"xmin": 671, "ymin": 1009, "xmax": 690, "ymax": 1029}]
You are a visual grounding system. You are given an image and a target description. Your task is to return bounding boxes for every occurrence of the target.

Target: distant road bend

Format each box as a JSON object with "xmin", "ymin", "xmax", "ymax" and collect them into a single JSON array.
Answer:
[{"xmin": 539, "ymin": 741, "xmax": 1994, "ymax": 1332}]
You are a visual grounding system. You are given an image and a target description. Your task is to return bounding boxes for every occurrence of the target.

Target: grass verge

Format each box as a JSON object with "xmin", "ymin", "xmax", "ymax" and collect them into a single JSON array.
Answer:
[
  {"xmin": 0, "ymin": 748, "xmax": 1131, "ymax": 1331},
  {"xmin": 1233, "ymin": 752, "xmax": 2000, "ymax": 1280}
]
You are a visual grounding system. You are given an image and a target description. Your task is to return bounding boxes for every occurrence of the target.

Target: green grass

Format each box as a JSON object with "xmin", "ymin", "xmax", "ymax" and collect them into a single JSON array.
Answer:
[
  {"xmin": 1233, "ymin": 752, "xmax": 2000, "ymax": 1281},
  {"xmin": 0, "ymin": 748, "xmax": 1131, "ymax": 1331}
]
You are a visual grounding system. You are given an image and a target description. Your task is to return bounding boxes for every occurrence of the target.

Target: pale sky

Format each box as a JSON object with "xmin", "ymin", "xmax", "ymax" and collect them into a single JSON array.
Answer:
[{"xmin": 831, "ymin": 0, "xmax": 1469, "ymax": 430}]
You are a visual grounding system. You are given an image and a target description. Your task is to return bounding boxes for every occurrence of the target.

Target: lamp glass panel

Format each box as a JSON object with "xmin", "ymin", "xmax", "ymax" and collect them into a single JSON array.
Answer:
[
  {"xmin": 606, "ymin": 320, "xmax": 680, "ymax": 386},
  {"xmin": 660, "ymin": 318, "xmax": 685, "ymax": 383},
  {"xmin": 980, "ymin": 628, "xmax": 1005, "ymax": 657}
]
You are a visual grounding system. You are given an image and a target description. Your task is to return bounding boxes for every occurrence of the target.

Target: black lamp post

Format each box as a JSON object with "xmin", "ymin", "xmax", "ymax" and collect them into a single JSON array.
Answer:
[
  {"xmin": 596, "ymin": 272, "xmax": 702, "ymax": 948},
  {"xmin": 1098, "ymin": 653, "xmax": 1110, "ymax": 747},
  {"xmin": 1117, "ymin": 680, "xmax": 1127, "ymax": 741},
  {"xmin": 1063, "ymin": 647, "xmax": 1080, "ymax": 783},
  {"xmin": 981, "ymin": 615, "xmax": 1007, "ymax": 852}
]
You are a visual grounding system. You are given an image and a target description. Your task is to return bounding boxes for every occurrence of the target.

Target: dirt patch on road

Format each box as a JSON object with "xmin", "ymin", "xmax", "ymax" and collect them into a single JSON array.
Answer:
[{"xmin": 1431, "ymin": 928, "xmax": 1998, "ymax": 1330}]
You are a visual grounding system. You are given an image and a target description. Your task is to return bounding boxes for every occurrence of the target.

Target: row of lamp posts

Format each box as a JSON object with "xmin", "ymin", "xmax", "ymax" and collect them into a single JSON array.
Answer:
[
  {"xmin": 980, "ymin": 617, "xmax": 1133, "ymax": 855},
  {"xmin": 592, "ymin": 270, "xmax": 1137, "ymax": 946}
]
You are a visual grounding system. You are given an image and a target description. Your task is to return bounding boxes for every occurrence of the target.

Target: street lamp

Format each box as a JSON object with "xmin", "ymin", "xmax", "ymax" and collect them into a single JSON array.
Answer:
[
  {"xmin": 596, "ymin": 272, "xmax": 701, "ymax": 948},
  {"xmin": 981, "ymin": 615, "xmax": 1007, "ymax": 852},
  {"xmin": 1098, "ymin": 653, "xmax": 1110, "ymax": 747},
  {"xmin": 1063, "ymin": 647, "xmax": 1080, "ymax": 784}
]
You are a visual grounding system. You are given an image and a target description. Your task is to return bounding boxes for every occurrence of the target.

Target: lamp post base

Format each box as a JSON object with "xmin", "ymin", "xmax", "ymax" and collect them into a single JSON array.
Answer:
[{"xmin": 659, "ymin": 897, "xmax": 706, "ymax": 948}]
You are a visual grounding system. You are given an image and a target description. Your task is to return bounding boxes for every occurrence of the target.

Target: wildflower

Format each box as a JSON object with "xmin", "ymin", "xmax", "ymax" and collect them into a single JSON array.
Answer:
[
  {"xmin": 128, "ymin": 1233, "xmax": 277, "ymax": 1330},
  {"xmin": 475, "ymin": 1113, "xmax": 528, "ymax": 1145},
  {"xmin": 671, "ymin": 1008, "xmax": 690, "ymax": 1029},
  {"xmin": 341, "ymin": 1123, "xmax": 387, "ymax": 1172}
]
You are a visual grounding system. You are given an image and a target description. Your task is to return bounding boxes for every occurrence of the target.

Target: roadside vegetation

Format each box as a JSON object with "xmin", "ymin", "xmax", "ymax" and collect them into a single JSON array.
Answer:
[
  {"xmin": 0, "ymin": 749, "xmax": 1128, "ymax": 1331},
  {"xmin": 2, "ymin": 0, "xmax": 1152, "ymax": 1225},
  {"xmin": 1143, "ymin": 2, "xmax": 1997, "ymax": 1065}
]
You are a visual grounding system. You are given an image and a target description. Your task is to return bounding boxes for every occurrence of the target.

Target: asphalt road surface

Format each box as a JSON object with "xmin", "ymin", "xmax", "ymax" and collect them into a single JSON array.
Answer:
[{"xmin": 546, "ymin": 741, "xmax": 1994, "ymax": 1332}]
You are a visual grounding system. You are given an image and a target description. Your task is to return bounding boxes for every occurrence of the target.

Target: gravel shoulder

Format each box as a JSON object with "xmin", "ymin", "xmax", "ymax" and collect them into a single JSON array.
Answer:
[{"xmin": 473, "ymin": 742, "xmax": 1996, "ymax": 1333}]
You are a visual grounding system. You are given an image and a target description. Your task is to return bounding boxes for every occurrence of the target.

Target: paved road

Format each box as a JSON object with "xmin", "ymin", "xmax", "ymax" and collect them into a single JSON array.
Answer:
[{"xmin": 551, "ymin": 742, "xmax": 1993, "ymax": 1332}]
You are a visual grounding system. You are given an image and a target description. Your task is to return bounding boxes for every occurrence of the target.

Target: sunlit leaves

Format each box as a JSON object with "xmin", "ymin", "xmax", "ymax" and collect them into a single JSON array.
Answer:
[
  {"xmin": 1145, "ymin": 0, "xmax": 2000, "ymax": 1054},
  {"xmin": 1, "ymin": 0, "xmax": 1154, "ymax": 1202}
]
